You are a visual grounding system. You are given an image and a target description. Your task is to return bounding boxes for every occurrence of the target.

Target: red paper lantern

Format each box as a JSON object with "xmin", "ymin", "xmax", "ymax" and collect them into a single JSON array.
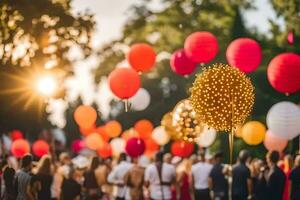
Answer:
[
  {"xmin": 134, "ymin": 119, "xmax": 153, "ymax": 139},
  {"xmin": 85, "ymin": 133, "xmax": 104, "ymax": 150},
  {"xmin": 267, "ymin": 53, "xmax": 300, "ymax": 94},
  {"xmin": 97, "ymin": 142, "xmax": 112, "ymax": 158},
  {"xmin": 10, "ymin": 130, "xmax": 24, "ymax": 141},
  {"xmin": 74, "ymin": 105, "xmax": 97, "ymax": 129},
  {"xmin": 287, "ymin": 31, "xmax": 294, "ymax": 45},
  {"xmin": 32, "ymin": 140, "xmax": 50, "ymax": 157},
  {"xmin": 170, "ymin": 49, "xmax": 197, "ymax": 76},
  {"xmin": 226, "ymin": 38, "xmax": 262, "ymax": 73},
  {"xmin": 108, "ymin": 68, "xmax": 141, "ymax": 99},
  {"xmin": 184, "ymin": 31, "xmax": 218, "ymax": 63},
  {"xmin": 125, "ymin": 137, "xmax": 145, "ymax": 158},
  {"xmin": 11, "ymin": 139, "xmax": 30, "ymax": 158},
  {"xmin": 171, "ymin": 141, "xmax": 194, "ymax": 157},
  {"xmin": 71, "ymin": 139, "xmax": 85, "ymax": 154},
  {"xmin": 127, "ymin": 43, "xmax": 156, "ymax": 72}
]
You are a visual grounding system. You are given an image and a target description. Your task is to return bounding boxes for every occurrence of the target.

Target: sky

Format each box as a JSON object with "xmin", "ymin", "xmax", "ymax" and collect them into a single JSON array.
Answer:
[{"xmin": 71, "ymin": 0, "xmax": 284, "ymax": 48}]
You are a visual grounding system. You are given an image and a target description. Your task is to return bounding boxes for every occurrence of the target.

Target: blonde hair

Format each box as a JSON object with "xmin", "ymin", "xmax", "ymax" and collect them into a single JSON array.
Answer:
[{"xmin": 36, "ymin": 155, "xmax": 52, "ymax": 175}]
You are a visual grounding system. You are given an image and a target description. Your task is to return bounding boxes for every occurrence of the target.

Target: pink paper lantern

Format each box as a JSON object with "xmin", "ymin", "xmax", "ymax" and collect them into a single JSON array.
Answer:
[
  {"xmin": 32, "ymin": 140, "xmax": 50, "ymax": 157},
  {"xmin": 71, "ymin": 139, "xmax": 85, "ymax": 154},
  {"xmin": 264, "ymin": 130, "xmax": 288, "ymax": 152},
  {"xmin": 184, "ymin": 31, "xmax": 218, "ymax": 63},
  {"xmin": 170, "ymin": 49, "xmax": 197, "ymax": 76},
  {"xmin": 125, "ymin": 137, "xmax": 145, "ymax": 158},
  {"xmin": 226, "ymin": 38, "xmax": 262, "ymax": 73},
  {"xmin": 287, "ymin": 31, "xmax": 294, "ymax": 45},
  {"xmin": 267, "ymin": 53, "xmax": 300, "ymax": 94},
  {"xmin": 11, "ymin": 139, "xmax": 30, "ymax": 158}
]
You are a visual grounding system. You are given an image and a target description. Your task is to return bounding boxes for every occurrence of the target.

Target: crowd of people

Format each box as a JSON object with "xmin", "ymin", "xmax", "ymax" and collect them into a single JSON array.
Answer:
[{"xmin": 0, "ymin": 149, "xmax": 300, "ymax": 200}]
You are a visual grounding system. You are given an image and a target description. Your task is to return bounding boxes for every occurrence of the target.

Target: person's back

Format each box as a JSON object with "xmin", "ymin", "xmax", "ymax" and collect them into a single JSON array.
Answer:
[
  {"xmin": 35, "ymin": 155, "xmax": 53, "ymax": 200},
  {"xmin": 289, "ymin": 156, "xmax": 300, "ymax": 200},
  {"xmin": 145, "ymin": 152, "xmax": 176, "ymax": 200},
  {"xmin": 191, "ymin": 158, "xmax": 213, "ymax": 200},
  {"xmin": 266, "ymin": 166, "xmax": 285, "ymax": 200},
  {"xmin": 16, "ymin": 155, "xmax": 33, "ymax": 200},
  {"xmin": 61, "ymin": 167, "xmax": 81, "ymax": 200},
  {"xmin": 232, "ymin": 150, "xmax": 252, "ymax": 200},
  {"xmin": 209, "ymin": 156, "xmax": 228, "ymax": 200},
  {"xmin": 2, "ymin": 167, "xmax": 17, "ymax": 200}
]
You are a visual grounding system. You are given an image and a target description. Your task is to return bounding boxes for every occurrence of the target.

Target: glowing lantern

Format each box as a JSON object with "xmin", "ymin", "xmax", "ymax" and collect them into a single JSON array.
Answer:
[
  {"xmin": 264, "ymin": 130, "xmax": 288, "ymax": 152},
  {"xmin": 267, "ymin": 53, "xmax": 300, "ymax": 94},
  {"xmin": 74, "ymin": 105, "xmax": 97, "ymax": 129},
  {"xmin": 226, "ymin": 38, "xmax": 262, "ymax": 73},
  {"xmin": 171, "ymin": 141, "xmax": 194, "ymax": 158},
  {"xmin": 184, "ymin": 31, "xmax": 218, "ymax": 63},
  {"xmin": 134, "ymin": 119, "xmax": 154, "ymax": 139},
  {"xmin": 97, "ymin": 142, "xmax": 112, "ymax": 158},
  {"xmin": 170, "ymin": 49, "xmax": 197, "ymax": 76},
  {"xmin": 11, "ymin": 139, "xmax": 30, "ymax": 158},
  {"xmin": 110, "ymin": 138, "xmax": 125, "ymax": 156},
  {"xmin": 105, "ymin": 121, "xmax": 122, "ymax": 138},
  {"xmin": 71, "ymin": 139, "xmax": 85, "ymax": 154},
  {"xmin": 266, "ymin": 101, "xmax": 300, "ymax": 140},
  {"xmin": 127, "ymin": 43, "xmax": 156, "ymax": 72},
  {"xmin": 10, "ymin": 130, "xmax": 24, "ymax": 141},
  {"xmin": 32, "ymin": 140, "xmax": 50, "ymax": 157},
  {"xmin": 125, "ymin": 137, "xmax": 145, "ymax": 158},
  {"xmin": 96, "ymin": 126, "xmax": 110, "ymax": 142},
  {"xmin": 152, "ymin": 126, "xmax": 171, "ymax": 145},
  {"xmin": 85, "ymin": 133, "xmax": 104, "ymax": 150},
  {"xmin": 242, "ymin": 121, "xmax": 266, "ymax": 145},
  {"xmin": 108, "ymin": 68, "xmax": 141, "ymax": 99},
  {"xmin": 122, "ymin": 129, "xmax": 138, "ymax": 141}
]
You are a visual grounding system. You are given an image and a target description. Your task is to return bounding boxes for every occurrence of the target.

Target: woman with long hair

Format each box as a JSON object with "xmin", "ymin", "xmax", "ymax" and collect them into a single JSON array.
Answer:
[
  {"xmin": 2, "ymin": 167, "xmax": 17, "ymax": 200},
  {"xmin": 83, "ymin": 156, "xmax": 102, "ymax": 200},
  {"xmin": 177, "ymin": 159, "xmax": 192, "ymax": 200},
  {"xmin": 35, "ymin": 155, "xmax": 53, "ymax": 200}
]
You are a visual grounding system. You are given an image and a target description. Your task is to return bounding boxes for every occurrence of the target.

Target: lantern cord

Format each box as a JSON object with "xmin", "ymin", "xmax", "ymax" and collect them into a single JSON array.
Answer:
[
  {"xmin": 124, "ymin": 99, "xmax": 131, "ymax": 112},
  {"xmin": 229, "ymin": 129, "xmax": 234, "ymax": 165}
]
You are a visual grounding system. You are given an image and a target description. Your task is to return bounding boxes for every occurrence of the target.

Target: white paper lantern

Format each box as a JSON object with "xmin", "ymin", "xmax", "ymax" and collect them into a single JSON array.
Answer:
[
  {"xmin": 110, "ymin": 138, "xmax": 125, "ymax": 156},
  {"xmin": 2, "ymin": 135, "xmax": 12, "ymax": 152},
  {"xmin": 195, "ymin": 126, "xmax": 217, "ymax": 147},
  {"xmin": 52, "ymin": 128, "xmax": 66, "ymax": 146},
  {"xmin": 129, "ymin": 88, "xmax": 151, "ymax": 111},
  {"xmin": 266, "ymin": 101, "xmax": 300, "ymax": 140},
  {"xmin": 152, "ymin": 126, "xmax": 170, "ymax": 145}
]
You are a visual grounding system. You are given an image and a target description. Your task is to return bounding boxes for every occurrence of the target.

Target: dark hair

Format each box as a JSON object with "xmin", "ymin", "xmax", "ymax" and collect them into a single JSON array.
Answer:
[
  {"xmin": 119, "ymin": 153, "xmax": 127, "ymax": 162},
  {"xmin": 268, "ymin": 151, "xmax": 280, "ymax": 164},
  {"xmin": 214, "ymin": 151, "xmax": 223, "ymax": 159},
  {"xmin": 155, "ymin": 151, "xmax": 164, "ymax": 162},
  {"xmin": 21, "ymin": 154, "xmax": 33, "ymax": 168},
  {"xmin": 90, "ymin": 156, "xmax": 99, "ymax": 171},
  {"xmin": 3, "ymin": 167, "xmax": 16, "ymax": 192},
  {"xmin": 239, "ymin": 150, "xmax": 250, "ymax": 164}
]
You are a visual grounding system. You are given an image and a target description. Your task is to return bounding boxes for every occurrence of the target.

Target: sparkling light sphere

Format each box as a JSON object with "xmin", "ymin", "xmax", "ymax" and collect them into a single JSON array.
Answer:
[
  {"xmin": 172, "ymin": 99, "xmax": 204, "ymax": 142},
  {"xmin": 190, "ymin": 63, "xmax": 255, "ymax": 132}
]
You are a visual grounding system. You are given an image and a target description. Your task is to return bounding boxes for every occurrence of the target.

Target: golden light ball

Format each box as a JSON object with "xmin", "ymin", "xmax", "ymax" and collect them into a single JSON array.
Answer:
[
  {"xmin": 190, "ymin": 63, "xmax": 255, "ymax": 132},
  {"xmin": 172, "ymin": 99, "xmax": 204, "ymax": 142}
]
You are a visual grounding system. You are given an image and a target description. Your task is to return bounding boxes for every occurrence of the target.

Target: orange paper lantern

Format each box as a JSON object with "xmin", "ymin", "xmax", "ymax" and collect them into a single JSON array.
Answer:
[
  {"xmin": 96, "ymin": 126, "xmax": 110, "ymax": 142},
  {"xmin": 80, "ymin": 125, "xmax": 96, "ymax": 136},
  {"xmin": 105, "ymin": 121, "xmax": 122, "ymax": 138},
  {"xmin": 98, "ymin": 142, "xmax": 112, "ymax": 158},
  {"xmin": 122, "ymin": 129, "xmax": 138, "ymax": 141},
  {"xmin": 108, "ymin": 68, "xmax": 141, "ymax": 99},
  {"xmin": 85, "ymin": 133, "xmax": 104, "ymax": 150},
  {"xmin": 134, "ymin": 119, "xmax": 154, "ymax": 139},
  {"xmin": 128, "ymin": 43, "xmax": 156, "ymax": 72},
  {"xmin": 145, "ymin": 138, "xmax": 159, "ymax": 153},
  {"xmin": 74, "ymin": 105, "xmax": 97, "ymax": 129}
]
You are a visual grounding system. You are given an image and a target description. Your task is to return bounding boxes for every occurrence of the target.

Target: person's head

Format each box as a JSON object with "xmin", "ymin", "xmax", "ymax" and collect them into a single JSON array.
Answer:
[
  {"xmin": 238, "ymin": 150, "xmax": 250, "ymax": 164},
  {"xmin": 214, "ymin": 151, "xmax": 223, "ymax": 164},
  {"xmin": 118, "ymin": 152, "xmax": 127, "ymax": 163},
  {"xmin": 132, "ymin": 157, "xmax": 139, "ymax": 164},
  {"xmin": 90, "ymin": 156, "xmax": 99, "ymax": 171},
  {"xmin": 36, "ymin": 155, "xmax": 52, "ymax": 175},
  {"xmin": 21, "ymin": 154, "xmax": 33, "ymax": 170},
  {"xmin": 266, "ymin": 151, "xmax": 280, "ymax": 167},
  {"xmin": 67, "ymin": 167, "xmax": 77, "ymax": 180},
  {"xmin": 198, "ymin": 150, "xmax": 205, "ymax": 162},
  {"xmin": 250, "ymin": 158, "xmax": 263, "ymax": 176},
  {"xmin": 59, "ymin": 152, "xmax": 71, "ymax": 165},
  {"xmin": 294, "ymin": 155, "xmax": 300, "ymax": 167},
  {"xmin": 163, "ymin": 153, "xmax": 172, "ymax": 164},
  {"xmin": 3, "ymin": 167, "xmax": 15, "ymax": 188},
  {"xmin": 155, "ymin": 151, "xmax": 164, "ymax": 163},
  {"xmin": 177, "ymin": 158, "xmax": 192, "ymax": 173}
]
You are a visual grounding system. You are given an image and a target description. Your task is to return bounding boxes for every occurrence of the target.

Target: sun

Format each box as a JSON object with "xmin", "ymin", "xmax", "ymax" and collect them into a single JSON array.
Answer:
[{"xmin": 35, "ymin": 75, "xmax": 58, "ymax": 97}]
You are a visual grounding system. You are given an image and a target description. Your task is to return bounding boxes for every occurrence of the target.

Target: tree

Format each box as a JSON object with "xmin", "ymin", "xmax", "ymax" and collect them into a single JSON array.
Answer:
[{"xmin": 0, "ymin": 0, "xmax": 95, "ymax": 133}]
